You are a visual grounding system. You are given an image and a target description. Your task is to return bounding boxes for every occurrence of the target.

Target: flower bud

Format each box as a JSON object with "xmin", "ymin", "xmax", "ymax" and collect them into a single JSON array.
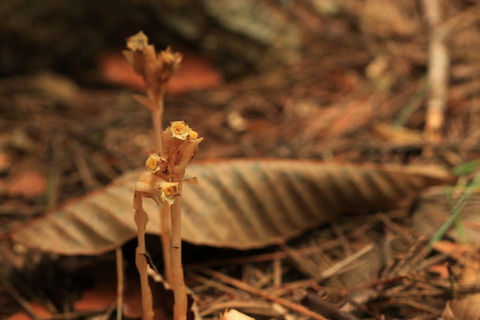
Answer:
[
  {"xmin": 169, "ymin": 121, "xmax": 191, "ymax": 140},
  {"xmin": 126, "ymin": 31, "xmax": 149, "ymax": 52},
  {"xmin": 158, "ymin": 181, "xmax": 180, "ymax": 205},
  {"xmin": 145, "ymin": 153, "xmax": 161, "ymax": 171}
]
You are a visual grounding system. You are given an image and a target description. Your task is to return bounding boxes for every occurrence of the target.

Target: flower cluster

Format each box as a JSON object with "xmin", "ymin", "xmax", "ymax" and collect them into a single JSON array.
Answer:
[
  {"xmin": 123, "ymin": 31, "xmax": 182, "ymax": 97},
  {"xmin": 135, "ymin": 171, "xmax": 180, "ymax": 205},
  {"xmin": 126, "ymin": 31, "xmax": 193, "ymax": 320},
  {"xmin": 137, "ymin": 121, "xmax": 202, "ymax": 206}
]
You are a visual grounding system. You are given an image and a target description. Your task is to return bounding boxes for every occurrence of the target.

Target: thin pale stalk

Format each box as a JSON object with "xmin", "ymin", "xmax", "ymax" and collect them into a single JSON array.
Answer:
[
  {"xmin": 171, "ymin": 195, "xmax": 187, "ymax": 320},
  {"xmin": 152, "ymin": 108, "xmax": 163, "ymax": 154},
  {"xmin": 133, "ymin": 193, "xmax": 154, "ymax": 320},
  {"xmin": 161, "ymin": 203, "xmax": 173, "ymax": 284},
  {"xmin": 115, "ymin": 247, "xmax": 124, "ymax": 320},
  {"xmin": 150, "ymin": 87, "xmax": 174, "ymax": 285},
  {"xmin": 150, "ymin": 87, "xmax": 165, "ymax": 154},
  {"xmin": 422, "ymin": 0, "xmax": 450, "ymax": 144}
]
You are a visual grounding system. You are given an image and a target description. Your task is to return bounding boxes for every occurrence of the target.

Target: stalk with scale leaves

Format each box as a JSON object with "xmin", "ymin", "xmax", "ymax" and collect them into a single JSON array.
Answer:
[{"xmin": 124, "ymin": 31, "xmax": 201, "ymax": 320}]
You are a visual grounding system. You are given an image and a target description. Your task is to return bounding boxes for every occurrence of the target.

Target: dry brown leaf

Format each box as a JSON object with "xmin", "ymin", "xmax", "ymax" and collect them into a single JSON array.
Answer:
[
  {"xmin": 99, "ymin": 51, "xmax": 223, "ymax": 93},
  {"xmin": 442, "ymin": 261, "xmax": 480, "ymax": 320},
  {"xmin": 443, "ymin": 297, "xmax": 480, "ymax": 320},
  {"xmin": 433, "ymin": 241, "xmax": 478, "ymax": 260},
  {"xmin": 413, "ymin": 187, "xmax": 480, "ymax": 243},
  {"xmin": 371, "ymin": 123, "xmax": 424, "ymax": 144},
  {"xmin": 9, "ymin": 159, "xmax": 452, "ymax": 255},
  {"xmin": 220, "ymin": 309, "xmax": 255, "ymax": 320},
  {"xmin": 7, "ymin": 303, "xmax": 51, "ymax": 320},
  {"xmin": 7, "ymin": 170, "xmax": 46, "ymax": 198}
]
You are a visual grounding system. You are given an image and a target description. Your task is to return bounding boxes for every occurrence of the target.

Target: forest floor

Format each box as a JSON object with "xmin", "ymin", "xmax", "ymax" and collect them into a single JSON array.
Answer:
[{"xmin": 2, "ymin": 3, "xmax": 480, "ymax": 319}]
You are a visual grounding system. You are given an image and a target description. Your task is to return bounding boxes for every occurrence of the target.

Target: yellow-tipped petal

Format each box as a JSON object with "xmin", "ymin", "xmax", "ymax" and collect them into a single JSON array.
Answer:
[
  {"xmin": 170, "ymin": 120, "xmax": 191, "ymax": 140},
  {"xmin": 126, "ymin": 31, "xmax": 149, "ymax": 51},
  {"xmin": 189, "ymin": 130, "xmax": 199, "ymax": 140},
  {"xmin": 158, "ymin": 181, "xmax": 180, "ymax": 205},
  {"xmin": 145, "ymin": 153, "xmax": 161, "ymax": 171}
]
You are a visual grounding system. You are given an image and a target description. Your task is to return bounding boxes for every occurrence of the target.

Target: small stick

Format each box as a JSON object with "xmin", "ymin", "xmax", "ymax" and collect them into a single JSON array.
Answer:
[
  {"xmin": 98, "ymin": 302, "xmax": 117, "ymax": 320},
  {"xmin": 46, "ymin": 135, "xmax": 64, "ymax": 210},
  {"xmin": 332, "ymin": 222, "xmax": 353, "ymax": 256},
  {"xmin": 422, "ymin": 0, "xmax": 450, "ymax": 144},
  {"xmin": 187, "ymin": 272, "xmax": 244, "ymax": 296},
  {"xmin": 272, "ymin": 258, "xmax": 282, "ymax": 286},
  {"xmin": 196, "ymin": 242, "xmax": 340, "ymax": 267},
  {"xmin": 304, "ymin": 289, "xmax": 361, "ymax": 320},
  {"xmin": 190, "ymin": 266, "xmax": 329, "ymax": 320},
  {"xmin": 0, "ymin": 274, "xmax": 42, "ymax": 320},
  {"xmin": 45, "ymin": 309, "xmax": 107, "ymax": 319},
  {"xmin": 67, "ymin": 139, "xmax": 101, "ymax": 190},
  {"xmin": 115, "ymin": 247, "xmax": 124, "ymax": 320}
]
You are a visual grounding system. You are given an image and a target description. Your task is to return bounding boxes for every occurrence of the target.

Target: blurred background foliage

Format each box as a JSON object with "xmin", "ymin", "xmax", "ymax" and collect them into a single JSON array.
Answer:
[{"xmin": 4, "ymin": 0, "xmax": 466, "ymax": 80}]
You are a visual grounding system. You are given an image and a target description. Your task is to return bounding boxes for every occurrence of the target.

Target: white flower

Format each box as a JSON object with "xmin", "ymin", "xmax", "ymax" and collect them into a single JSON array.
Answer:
[
  {"xmin": 169, "ymin": 121, "xmax": 191, "ymax": 140},
  {"xmin": 157, "ymin": 180, "xmax": 180, "ymax": 205},
  {"xmin": 145, "ymin": 153, "xmax": 161, "ymax": 172},
  {"xmin": 135, "ymin": 172, "xmax": 180, "ymax": 205}
]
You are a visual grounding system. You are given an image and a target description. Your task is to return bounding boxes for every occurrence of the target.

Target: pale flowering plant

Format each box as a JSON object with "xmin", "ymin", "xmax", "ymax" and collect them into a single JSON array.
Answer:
[
  {"xmin": 142, "ymin": 120, "xmax": 202, "ymax": 183},
  {"xmin": 123, "ymin": 31, "xmax": 182, "ymax": 99},
  {"xmin": 133, "ymin": 119, "xmax": 202, "ymax": 320},
  {"xmin": 124, "ymin": 31, "xmax": 198, "ymax": 320}
]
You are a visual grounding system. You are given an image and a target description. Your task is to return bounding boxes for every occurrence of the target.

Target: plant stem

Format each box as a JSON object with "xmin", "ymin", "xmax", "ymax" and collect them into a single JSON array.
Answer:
[
  {"xmin": 161, "ymin": 203, "xmax": 173, "ymax": 284},
  {"xmin": 115, "ymin": 247, "xmax": 124, "ymax": 320},
  {"xmin": 171, "ymin": 195, "xmax": 187, "ymax": 320},
  {"xmin": 150, "ymin": 87, "xmax": 173, "ymax": 285},
  {"xmin": 150, "ymin": 87, "xmax": 165, "ymax": 154},
  {"xmin": 133, "ymin": 192, "xmax": 154, "ymax": 320}
]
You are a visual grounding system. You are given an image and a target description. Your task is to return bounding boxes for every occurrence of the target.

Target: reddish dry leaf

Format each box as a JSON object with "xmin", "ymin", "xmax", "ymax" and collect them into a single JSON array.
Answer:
[
  {"xmin": 413, "ymin": 187, "xmax": 480, "ymax": 243},
  {"xmin": 99, "ymin": 51, "xmax": 223, "ymax": 93},
  {"xmin": 9, "ymin": 159, "xmax": 452, "ymax": 255},
  {"xmin": 6, "ymin": 171, "xmax": 46, "ymax": 198},
  {"xmin": 432, "ymin": 241, "xmax": 478, "ymax": 260},
  {"xmin": 0, "ymin": 152, "xmax": 11, "ymax": 172},
  {"xmin": 442, "ymin": 261, "xmax": 480, "ymax": 320},
  {"xmin": 7, "ymin": 303, "xmax": 51, "ymax": 320},
  {"xmin": 220, "ymin": 309, "xmax": 255, "ymax": 320},
  {"xmin": 427, "ymin": 264, "xmax": 449, "ymax": 279},
  {"xmin": 74, "ymin": 273, "xmax": 116, "ymax": 311},
  {"xmin": 443, "ymin": 297, "xmax": 480, "ymax": 320}
]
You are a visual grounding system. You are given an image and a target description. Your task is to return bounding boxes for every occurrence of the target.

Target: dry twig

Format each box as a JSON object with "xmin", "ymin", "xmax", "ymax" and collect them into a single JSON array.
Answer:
[
  {"xmin": 190, "ymin": 265, "xmax": 331, "ymax": 320},
  {"xmin": 422, "ymin": 0, "xmax": 450, "ymax": 144}
]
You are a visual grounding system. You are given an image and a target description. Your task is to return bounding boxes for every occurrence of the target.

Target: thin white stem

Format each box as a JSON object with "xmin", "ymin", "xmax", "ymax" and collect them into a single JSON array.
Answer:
[
  {"xmin": 152, "ymin": 108, "xmax": 163, "ymax": 155},
  {"xmin": 160, "ymin": 203, "xmax": 173, "ymax": 284},
  {"xmin": 422, "ymin": 0, "xmax": 450, "ymax": 144},
  {"xmin": 115, "ymin": 247, "xmax": 124, "ymax": 320},
  {"xmin": 133, "ymin": 192, "xmax": 154, "ymax": 320},
  {"xmin": 171, "ymin": 195, "xmax": 187, "ymax": 320},
  {"xmin": 150, "ymin": 87, "xmax": 165, "ymax": 155}
]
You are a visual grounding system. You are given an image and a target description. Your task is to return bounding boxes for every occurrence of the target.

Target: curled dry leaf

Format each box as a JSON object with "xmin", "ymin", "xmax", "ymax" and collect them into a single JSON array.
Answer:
[
  {"xmin": 7, "ymin": 171, "xmax": 47, "ymax": 198},
  {"xmin": 9, "ymin": 159, "xmax": 453, "ymax": 255},
  {"xmin": 220, "ymin": 309, "xmax": 255, "ymax": 320},
  {"xmin": 412, "ymin": 187, "xmax": 480, "ymax": 243},
  {"xmin": 441, "ymin": 261, "xmax": 480, "ymax": 320},
  {"xmin": 443, "ymin": 294, "xmax": 480, "ymax": 320}
]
